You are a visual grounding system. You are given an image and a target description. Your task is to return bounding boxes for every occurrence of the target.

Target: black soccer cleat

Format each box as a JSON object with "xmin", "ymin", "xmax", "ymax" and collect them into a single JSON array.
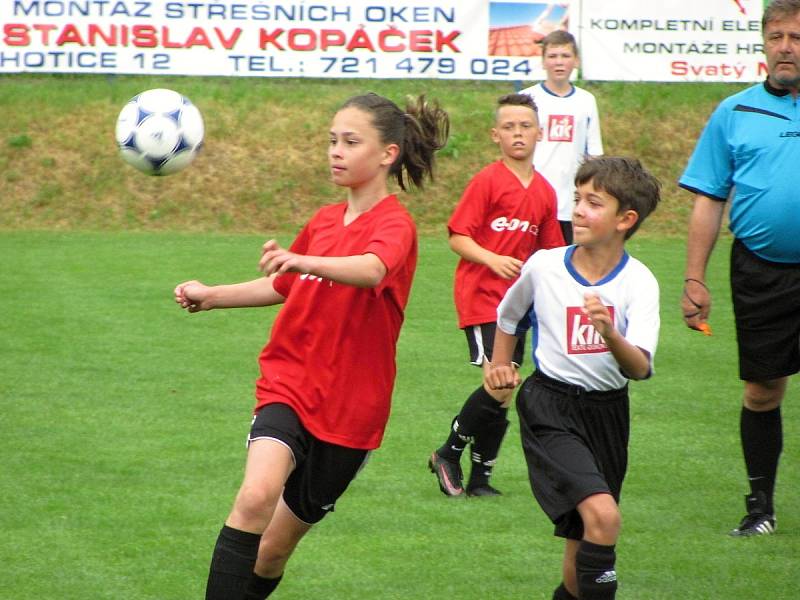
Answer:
[
  {"xmin": 729, "ymin": 491, "xmax": 776, "ymax": 537},
  {"xmin": 466, "ymin": 483, "xmax": 503, "ymax": 497},
  {"xmin": 428, "ymin": 452, "xmax": 464, "ymax": 497}
]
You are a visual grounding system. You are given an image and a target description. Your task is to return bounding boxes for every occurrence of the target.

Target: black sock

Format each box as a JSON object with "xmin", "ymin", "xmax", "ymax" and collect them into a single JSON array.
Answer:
[
  {"xmin": 244, "ymin": 573, "xmax": 283, "ymax": 600},
  {"xmin": 438, "ymin": 386, "xmax": 503, "ymax": 461},
  {"xmin": 468, "ymin": 413, "xmax": 509, "ymax": 488},
  {"xmin": 552, "ymin": 582, "xmax": 578, "ymax": 600},
  {"xmin": 438, "ymin": 417, "xmax": 470, "ymax": 461},
  {"xmin": 205, "ymin": 525, "xmax": 262, "ymax": 600},
  {"xmin": 576, "ymin": 541, "xmax": 617, "ymax": 600},
  {"xmin": 740, "ymin": 406, "xmax": 782, "ymax": 513}
]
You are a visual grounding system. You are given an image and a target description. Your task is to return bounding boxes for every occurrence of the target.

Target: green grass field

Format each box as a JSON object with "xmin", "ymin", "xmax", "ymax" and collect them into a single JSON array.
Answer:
[{"xmin": 2, "ymin": 231, "xmax": 798, "ymax": 599}]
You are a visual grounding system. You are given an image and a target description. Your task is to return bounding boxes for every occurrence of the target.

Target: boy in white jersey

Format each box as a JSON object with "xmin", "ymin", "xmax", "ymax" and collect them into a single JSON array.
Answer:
[
  {"xmin": 486, "ymin": 157, "xmax": 661, "ymax": 600},
  {"xmin": 521, "ymin": 30, "xmax": 603, "ymax": 244}
]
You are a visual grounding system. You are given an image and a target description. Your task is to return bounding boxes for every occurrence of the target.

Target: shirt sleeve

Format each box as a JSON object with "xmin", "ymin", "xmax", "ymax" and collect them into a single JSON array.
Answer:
[
  {"xmin": 586, "ymin": 94, "xmax": 604, "ymax": 156},
  {"xmin": 497, "ymin": 253, "xmax": 538, "ymax": 336},
  {"xmin": 363, "ymin": 213, "xmax": 416, "ymax": 295},
  {"xmin": 622, "ymin": 266, "xmax": 660, "ymax": 363},
  {"xmin": 679, "ymin": 102, "xmax": 733, "ymax": 201},
  {"xmin": 448, "ymin": 171, "xmax": 490, "ymax": 238}
]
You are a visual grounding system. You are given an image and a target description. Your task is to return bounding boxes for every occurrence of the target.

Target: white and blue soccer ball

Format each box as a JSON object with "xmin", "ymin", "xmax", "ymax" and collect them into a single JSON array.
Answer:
[{"xmin": 115, "ymin": 88, "xmax": 204, "ymax": 176}]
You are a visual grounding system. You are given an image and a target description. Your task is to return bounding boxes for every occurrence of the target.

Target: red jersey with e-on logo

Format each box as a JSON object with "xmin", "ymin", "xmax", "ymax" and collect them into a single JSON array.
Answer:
[{"xmin": 449, "ymin": 160, "xmax": 563, "ymax": 329}]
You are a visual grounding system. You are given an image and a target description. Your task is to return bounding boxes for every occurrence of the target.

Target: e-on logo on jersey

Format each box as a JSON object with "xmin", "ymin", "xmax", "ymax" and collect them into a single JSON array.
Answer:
[
  {"xmin": 566, "ymin": 305, "xmax": 614, "ymax": 354},
  {"xmin": 547, "ymin": 115, "xmax": 574, "ymax": 142},
  {"xmin": 490, "ymin": 216, "xmax": 540, "ymax": 235}
]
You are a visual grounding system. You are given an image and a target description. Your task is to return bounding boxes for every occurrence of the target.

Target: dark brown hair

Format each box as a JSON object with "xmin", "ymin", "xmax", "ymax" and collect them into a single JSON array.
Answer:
[
  {"xmin": 340, "ymin": 93, "xmax": 449, "ymax": 191},
  {"xmin": 575, "ymin": 157, "xmax": 661, "ymax": 239},
  {"xmin": 497, "ymin": 93, "xmax": 538, "ymax": 113}
]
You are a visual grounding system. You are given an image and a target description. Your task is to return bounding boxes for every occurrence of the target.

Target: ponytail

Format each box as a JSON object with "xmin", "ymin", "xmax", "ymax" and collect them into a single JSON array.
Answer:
[{"xmin": 340, "ymin": 93, "xmax": 450, "ymax": 191}]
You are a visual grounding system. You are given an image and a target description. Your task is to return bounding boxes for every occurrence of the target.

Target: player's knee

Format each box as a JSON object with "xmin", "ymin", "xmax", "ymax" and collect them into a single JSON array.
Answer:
[
  {"xmin": 232, "ymin": 484, "xmax": 281, "ymax": 528},
  {"xmin": 581, "ymin": 500, "xmax": 621, "ymax": 541}
]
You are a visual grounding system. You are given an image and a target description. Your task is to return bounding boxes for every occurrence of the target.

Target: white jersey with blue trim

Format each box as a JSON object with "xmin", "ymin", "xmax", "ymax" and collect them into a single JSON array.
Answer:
[
  {"xmin": 497, "ymin": 245, "xmax": 659, "ymax": 391},
  {"xmin": 520, "ymin": 82, "xmax": 604, "ymax": 222}
]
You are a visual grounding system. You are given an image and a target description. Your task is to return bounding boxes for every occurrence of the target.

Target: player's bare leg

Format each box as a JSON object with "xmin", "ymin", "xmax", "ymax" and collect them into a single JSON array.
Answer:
[
  {"xmin": 254, "ymin": 498, "xmax": 312, "ymax": 577},
  {"xmin": 227, "ymin": 439, "xmax": 294, "ymax": 533},
  {"xmin": 205, "ymin": 440, "xmax": 293, "ymax": 600},
  {"xmin": 243, "ymin": 498, "xmax": 313, "ymax": 599},
  {"xmin": 557, "ymin": 539, "xmax": 580, "ymax": 599}
]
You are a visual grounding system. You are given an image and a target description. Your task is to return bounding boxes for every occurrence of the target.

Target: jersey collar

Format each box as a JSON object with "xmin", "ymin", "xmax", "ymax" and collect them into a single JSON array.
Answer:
[
  {"xmin": 541, "ymin": 82, "xmax": 576, "ymax": 98},
  {"xmin": 763, "ymin": 78, "xmax": 793, "ymax": 97},
  {"xmin": 564, "ymin": 245, "xmax": 630, "ymax": 286}
]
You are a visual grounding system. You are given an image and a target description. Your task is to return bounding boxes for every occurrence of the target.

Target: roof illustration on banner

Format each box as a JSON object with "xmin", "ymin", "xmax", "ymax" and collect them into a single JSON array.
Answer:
[{"xmin": 488, "ymin": 2, "xmax": 569, "ymax": 56}]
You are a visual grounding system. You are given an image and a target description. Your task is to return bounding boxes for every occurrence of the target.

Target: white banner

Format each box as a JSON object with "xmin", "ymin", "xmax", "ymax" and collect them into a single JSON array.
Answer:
[
  {"xmin": 0, "ymin": 0, "xmax": 571, "ymax": 80},
  {"xmin": 580, "ymin": 0, "xmax": 766, "ymax": 82},
  {"xmin": 0, "ymin": 1, "xmax": 769, "ymax": 81}
]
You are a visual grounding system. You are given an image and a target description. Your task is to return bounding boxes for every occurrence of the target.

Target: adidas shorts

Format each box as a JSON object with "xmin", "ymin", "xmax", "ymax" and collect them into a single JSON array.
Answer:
[
  {"xmin": 516, "ymin": 371, "xmax": 629, "ymax": 540},
  {"xmin": 731, "ymin": 238, "xmax": 800, "ymax": 381},
  {"xmin": 465, "ymin": 322, "xmax": 525, "ymax": 367},
  {"xmin": 249, "ymin": 403, "xmax": 370, "ymax": 524}
]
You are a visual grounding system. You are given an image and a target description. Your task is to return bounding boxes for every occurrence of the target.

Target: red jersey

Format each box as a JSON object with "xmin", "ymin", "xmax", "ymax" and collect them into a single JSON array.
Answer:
[
  {"xmin": 255, "ymin": 195, "xmax": 417, "ymax": 450},
  {"xmin": 449, "ymin": 160, "xmax": 563, "ymax": 328}
]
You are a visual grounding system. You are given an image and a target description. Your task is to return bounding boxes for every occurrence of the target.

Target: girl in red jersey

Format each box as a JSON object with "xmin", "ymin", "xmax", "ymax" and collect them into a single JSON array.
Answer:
[{"xmin": 174, "ymin": 93, "xmax": 449, "ymax": 600}]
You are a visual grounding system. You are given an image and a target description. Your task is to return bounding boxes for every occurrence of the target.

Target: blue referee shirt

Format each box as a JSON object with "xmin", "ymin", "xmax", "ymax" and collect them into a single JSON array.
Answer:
[{"xmin": 679, "ymin": 81, "xmax": 800, "ymax": 263}]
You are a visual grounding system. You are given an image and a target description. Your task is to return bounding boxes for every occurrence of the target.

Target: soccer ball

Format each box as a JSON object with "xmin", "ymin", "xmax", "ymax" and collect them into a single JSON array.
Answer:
[{"xmin": 115, "ymin": 88, "xmax": 204, "ymax": 176}]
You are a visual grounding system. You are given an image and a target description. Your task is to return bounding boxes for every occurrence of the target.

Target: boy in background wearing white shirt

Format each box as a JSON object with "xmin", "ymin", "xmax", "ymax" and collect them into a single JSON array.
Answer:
[
  {"xmin": 486, "ymin": 157, "xmax": 660, "ymax": 600},
  {"xmin": 521, "ymin": 30, "xmax": 603, "ymax": 244}
]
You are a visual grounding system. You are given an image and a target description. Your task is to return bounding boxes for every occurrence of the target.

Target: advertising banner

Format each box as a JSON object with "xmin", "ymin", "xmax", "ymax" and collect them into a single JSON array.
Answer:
[
  {"xmin": 580, "ymin": 0, "xmax": 766, "ymax": 82},
  {"xmin": 0, "ymin": 0, "xmax": 571, "ymax": 80},
  {"xmin": 0, "ymin": 1, "xmax": 770, "ymax": 81}
]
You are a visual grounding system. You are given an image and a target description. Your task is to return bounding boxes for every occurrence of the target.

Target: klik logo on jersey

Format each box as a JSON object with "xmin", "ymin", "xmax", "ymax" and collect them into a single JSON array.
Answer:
[
  {"xmin": 566, "ymin": 306, "xmax": 614, "ymax": 354},
  {"xmin": 547, "ymin": 115, "xmax": 574, "ymax": 142}
]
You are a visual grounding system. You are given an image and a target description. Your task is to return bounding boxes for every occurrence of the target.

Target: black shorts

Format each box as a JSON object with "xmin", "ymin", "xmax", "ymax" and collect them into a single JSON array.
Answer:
[
  {"xmin": 516, "ymin": 371, "xmax": 629, "ymax": 540},
  {"xmin": 731, "ymin": 238, "xmax": 800, "ymax": 381},
  {"xmin": 464, "ymin": 322, "xmax": 525, "ymax": 366},
  {"xmin": 249, "ymin": 403, "xmax": 370, "ymax": 525}
]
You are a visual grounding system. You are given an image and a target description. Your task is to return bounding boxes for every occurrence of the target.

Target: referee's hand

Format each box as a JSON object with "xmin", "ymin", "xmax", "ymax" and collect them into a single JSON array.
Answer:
[{"xmin": 682, "ymin": 278, "xmax": 712, "ymax": 333}]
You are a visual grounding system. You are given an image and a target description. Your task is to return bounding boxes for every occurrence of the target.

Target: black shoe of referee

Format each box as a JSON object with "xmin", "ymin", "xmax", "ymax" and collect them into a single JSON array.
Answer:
[{"xmin": 729, "ymin": 491, "xmax": 776, "ymax": 537}]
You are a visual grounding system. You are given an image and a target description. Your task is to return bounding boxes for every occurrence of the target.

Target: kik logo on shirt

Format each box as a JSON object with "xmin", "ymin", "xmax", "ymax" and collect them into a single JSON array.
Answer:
[
  {"xmin": 566, "ymin": 306, "xmax": 614, "ymax": 354},
  {"xmin": 547, "ymin": 115, "xmax": 574, "ymax": 142}
]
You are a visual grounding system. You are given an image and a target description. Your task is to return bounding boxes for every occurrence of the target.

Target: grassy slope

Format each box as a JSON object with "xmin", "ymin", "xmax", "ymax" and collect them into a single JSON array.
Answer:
[
  {"xmin": 0, "ymin": 74, "xmax": 745, "ymax": 234},
  {"xmin": 2, "ymin": 231, "xmax": 798, "ymax": 599}
]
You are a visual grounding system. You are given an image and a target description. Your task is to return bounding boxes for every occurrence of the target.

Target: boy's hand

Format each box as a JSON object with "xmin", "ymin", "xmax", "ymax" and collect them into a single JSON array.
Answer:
[
  {"xmin": 583, "ymin": 292, "xmax": 614, "ymax": 338},
  {"xmin": 486, "ymin": 254, "xmax": 523, "ymax": 280},
  {"xmin": 259, "ymin": 239, "xmax": 308, "ymax": 277},
  {"xmin": 485, "ymin": 362, "xmax": 520, "ymax": 390},
  {"xmin": 174, "ymin": 280, "xmax": 213, "ymax": 313}
]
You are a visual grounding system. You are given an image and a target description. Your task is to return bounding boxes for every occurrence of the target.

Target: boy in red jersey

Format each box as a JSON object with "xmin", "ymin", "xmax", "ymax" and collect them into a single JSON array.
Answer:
[
  {"xmin": 175, "ymin": 93, "xmax": 449, "ymax": 600},
  {"xmin": 428, "ymin": 93, "xmax": 564, "ymax": 497}
]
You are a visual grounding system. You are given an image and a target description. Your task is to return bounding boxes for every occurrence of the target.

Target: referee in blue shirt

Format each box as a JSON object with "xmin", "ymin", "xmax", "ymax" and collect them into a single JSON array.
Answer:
[{"xmin": 679, "ymin": 0, "xmax": 800, "ymax": 537}]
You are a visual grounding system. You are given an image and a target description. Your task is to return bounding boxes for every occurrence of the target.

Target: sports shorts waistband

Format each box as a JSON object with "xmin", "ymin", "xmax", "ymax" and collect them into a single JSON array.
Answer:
[{"xmin": 531, "ymin": 370, "xmax": 628, "ymax": 401}]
